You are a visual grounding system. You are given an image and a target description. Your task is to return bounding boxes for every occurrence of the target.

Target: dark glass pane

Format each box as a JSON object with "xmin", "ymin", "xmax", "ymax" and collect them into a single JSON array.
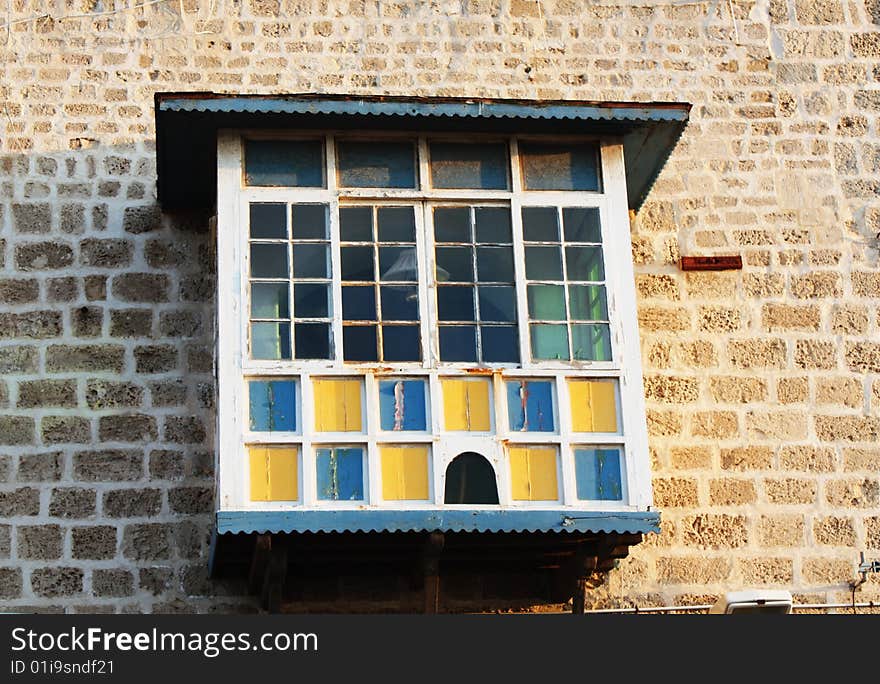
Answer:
[
  {"xmin": 435, "ymin": 246, "xmax": 473, "ymax": 283},
  {"xmin": 382, "ymin": 325, "xmax": 421, "ymax": 362},
  {"xmin": 379, "ymin": 246, "xmax": 418, "ymax": 282},
  {"xmin": 520, "ymin": 142, "xmax": 599, "ymax": 191},
  {"xmin": 249, "ymin": 203, "xmax": 287, "ymax": 239},
  {"xmin": 476, "ymin": 246, "xmax": 514, "ymax": 282},
  {"xmin": 527, "ymin": 284, "xmax": 565, "ymax": 320},
  {"xmin": 437, "ymin": 286, "xmax": 475, "ymax": 321},
  {"xmin": 340, "ymin": 206, "xmax": 373, "ymax": 242},
  {"xmin": 251, "ymin": 282, "xmax": 289, "ymax": 319},
  {"xmin": 341, "ymin": 246, "xmax": 374, "ymax": 281},
  {"xmin": 530, "ymin": 324, "xmax": 569, "ymax": 360},
  {"xmin": 291, "ymin": 204, "xmax": 327, "ymax": 240},
  {"xmin": 566, "ymin": 246, "xmax": 605, "ymax": 281},
  {"xmin": 342, "ymin": 286, "xmax": 377, "ymax": 321},
  {"xmin": 377, "ymin": 207, "xmax": 416, "ymax": 242},
  {"xmin": 571, "ymin": 323, "xmax": 612, "ymax": 361},
  {"xmin": 293, "ymin": 283, "xmax": 329, "ymax": 318},
  {"xmin": 429, "ymin": 142, "xmax": 509, "ymax": 189},
  {"xmin": 563, "ymin": 207, "xmax": 602, "ymax": 242},
  {"xmin": 521, "ymin": 207, "xmax": 558, "ymax": 242},
  {"xmin": 474, "ymin": 207, "xmax": 512, "ymax": 243},
  {"xmin": 245, "ymin": 139, "xmax": 324, "ymax": 187},
  {"xmin": 250, "ymin": 244, "xmax": 288, "ymax": 278},
  {"xmin": 343, "ymin": 325, "xmax": 378, "ymax": 361},
  {"xmin": 524, "ymin": 246, "xmax": 562, "ymax": 280},
  {"xmin": 381, "ymin": 285, "xmax": 419, "ymax": 321},
  {"xmin": 569, "ymin": 285, "xmax": 608, "ymax": 321},
  {"xmin": 434, "ymin": 207, "xmax": 471, "ymax": 243},
  {"xmin": 439, "ymin": 326, "xmax": 477, "ymax": 362},
  {"xmin": 337, "ymin": 141, "xmax": 416, "ymax": 188},
  {"xmin": 480, "ymin": 325, "xmax": 519, "ymax": 363},
  {"xmin": 478, "ymin": 286, "xmax": 516, "ymax": 322},
  {"xmin": 294, "ymin": 322, "xmax": 331, "ymax": 359},
  {"xmin": 292, "ymin": 244, "xmax": 329, "ymax": 279},
  {"xmin": 251, "ymin": 322, "xmax": 291, "ymax": 360}
]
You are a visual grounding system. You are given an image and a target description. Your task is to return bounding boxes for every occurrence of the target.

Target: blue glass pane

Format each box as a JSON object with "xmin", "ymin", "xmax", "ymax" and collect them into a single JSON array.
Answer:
[
  {"xmin": 480, "ymin": 325, "xmax": 519, "ymax": 363},
  {"xmin": 337, "ymin": 141, "xmax": 416, "ymax": 188},
  {"xmin": 294, "ymin": 322, "xmax": 331, "ymax": 360},
  {"xmin": 377, "ymin": 207, "xmax": 416, "ymax": 242},
  {"xmin": 439, "ymin": 326, "xmax": 477, "ymax": 362},
  {"xmin": 429, "ymin": 142, "xmax": 509, "ymax": 190},
  {"xmin": 249, "ymin": 203, "xmax": 287, "ymax": 239},
  {"xmin": 343, "ymin": 325, "xmax": 378, "ymax": 362},
  {"xmin": 521, "ymin": 207, "xmax": 558, "ymax": 242},
  {"xmin": 249, "ymin": 380, "xmax": 296, "ymax": 432},
  {"xmin": 575, "ymin": 448, "xmax": 622, "ymax": 501},
  {"xmin": 520, "ymin": 143, "xmax": 599, "ymax": 191},
  {"xmin": 316, "ymin": 447, "xmax": 364, "ymax": 500},
  {"xmin": 382, "ymin": 325, "xmax": 421, "ymax": 362},
  {"xmin": 379, "ymin": 380, "xmax": 427, "ymax": 431},
  {"xmin": 340, "ymin": 206, "xmax": 373, "ymax": 242},
  {"xmin": 506, "ymin": 380, "xmax": 554, "ymax": 432},
  {"xmin": 245, "ymin": 139, "xmax": 324, "ymax": 187},
  {"xmin": 291, "ymin": 204, "xmax": 328, "ymax": 240},
  {"xmin": 474, "ymin": 207, "xmax": 512, "ymax": 242}
]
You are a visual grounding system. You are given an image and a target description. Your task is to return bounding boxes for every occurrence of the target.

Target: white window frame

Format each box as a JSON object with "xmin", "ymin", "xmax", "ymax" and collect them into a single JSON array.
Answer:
[{"xmin": 216, "ymin": 130, "xmax": 652, "ymax": 515}]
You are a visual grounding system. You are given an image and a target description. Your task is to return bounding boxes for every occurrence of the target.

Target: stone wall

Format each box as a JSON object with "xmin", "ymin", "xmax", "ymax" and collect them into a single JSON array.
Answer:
[{"xmin": 0, "ymin": 0, "xmax": 877, "ymax": 612}]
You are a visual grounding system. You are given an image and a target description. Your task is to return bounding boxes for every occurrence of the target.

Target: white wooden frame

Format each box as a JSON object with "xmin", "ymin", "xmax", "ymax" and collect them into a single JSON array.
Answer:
[{"xmin": 216, "ymin": 130, "xmax": 653, "ymax": 514}]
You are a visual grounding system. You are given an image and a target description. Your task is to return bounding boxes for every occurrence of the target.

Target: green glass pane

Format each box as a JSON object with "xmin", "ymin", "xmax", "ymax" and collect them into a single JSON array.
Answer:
[
  {"xmin": 251, "ymin": 322, "xmax": 291, "ymax": 360},
  {"xmin": 530, "ymin": 324, "xmax": 569, "ymax": 361},
  {"xmin": 527, "ymin": 284, "xmax": 565, "ymax": 321},
  {"xmin": 568, "ymin": 285, "xmax": 608, "ymax": 321},
  {"xmin": 566, "ymin": 246, "xmax": 605, "ymax": 281},
  {"xmin": 571, "ymin": 323, "xmax": 612, "ymax": 361},
  {"xmin": 251, "ymin": 282, "xmax": 289, "ymax": 319}
]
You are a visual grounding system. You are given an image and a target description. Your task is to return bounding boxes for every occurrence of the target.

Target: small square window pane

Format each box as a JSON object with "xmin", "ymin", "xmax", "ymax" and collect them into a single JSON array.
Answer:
[
  {"xmin": 343, "ymin": 325, "xmax": 378, "ymax": 361},
  {"xmin": 342, "ymin": 286, "xmax": 377, "ymax": 321},
  {"xmin": 381, "ymin": 285, "xmax": 419, "ymax": 321},
  {"xmin": 569, "ymin": 285, "xmax": 608, "ymax": 321},
  {"xmin": 316, "ymin": 447, "xmax": 364, "ymax": 501},
  {"xmin": 291, "ymin": 204, "xmax": 328, "ymax": 240},
  {"xmin": 249, "ymin": 380, "xmax": 296, "ymax": 432},
  {"xmin": 524, "ymin": 246, "xmax": 563, "ymax": 280},
  {"xmin": 563, "ymin": 207, "xmax": 602, "ymax": 242},
  {"xmin": 530, "ymin": 323, "xmax": 569, "ymax": 360},
  {"xmin": 474, "ymin": 207, "xmax": 512, "ymax": 243},
  {"xmin": 435, "ymin": 247, "xmax": 474, "ymax": 283},
  {"xmin": 340, "ymin": 206, "xmax": 373, "ymax": 242},
  {"xmin": 337, "ymin": 141, "xmax": 416, "ymax": 188},
  {"xmin": 379, "ymin": 246, "xmax": 418, "ymax": 282},
  {"xmin": 481, "ymin": 325, "xmax": 520, "ymax": 363},
  {"xmin": 520, "ymin": 142, "xmax": 599, "ymax": 191},
  {"xmin": 566, "ymin": 246, "xmax": 605, "ymax": 281},
  {"xmin": 250, "ymin": 244, "xmax": 288, "ymax": 279},
  {"xmin": 434, "ymin": 207, "xmax": 471, "ymax": 243},
  {"xmin": 293, "ymin": 244, "xmax": 329, "ymax": 279},
  {"xmin": 476, "ymin": 247, "xmax": 514, "ymax": 282},
  {"xmin": 251, "ymin": 282, "xmax": 289, "ymax": 319},
  {"xmin": 294, "ymin": 283, "xmax": 329, "ymax": 318},
  {"xmin": 245, "ymin": 139, "xmax": 324, "ymax": 187},
  {"xmin": 341, "ymin": 246, "xmax": 375, "ymax": 281},
  {"xmin": 294, "ymin": 322, "xmax": 331, "ymax": 359},
  {"xmin": 521, "ymin": 207, "xmax": 558, "ymax": 242},
  {"xmin": 249, "ymin": 203, "xmax": 287, "ymax": 239},
  {"xmin": 506, "ymin": 380, "xmax": 554, "ymax": 432},
  {"xmin": 429, "ymin": 142, "xmax": 509, "ymax": 190},
  {"xmin": 478, "ymin": 285, "xmax": 516, "ymax": 322},
  {"xmin": 382, "ymin": 325, "xmax": 421, "ymax": 362},
  {"xmin": 379, "ymin": 379, "xmax": 427, "ymax": 431},
  {"xmin": 437, "ymin": 286, "xmax": 475, "ymax": 321},
  {"xmin": 251, "ymin": 322, "xmax": 291, "ymax": 360},
  {"xmin": 378, "ymin": 207, "xmax": 416, "ymax": 242},
  {"xmin": 574, "ymin": 448, "xmax": 623, "ymax": 501},
  {"xmin": 439, "ymin": 326, "xmax": 477, "ymax": 362},
  {"xmin": 571, "ymin": 323, "xmax": 612, "ymax": 361},
  {"xmin": 527, "ymin": 284, "xmax": 566, "ymax": 321}
]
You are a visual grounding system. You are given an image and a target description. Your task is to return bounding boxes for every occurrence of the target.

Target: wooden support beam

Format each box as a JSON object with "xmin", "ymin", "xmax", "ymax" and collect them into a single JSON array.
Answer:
[
  {"xmin": 422, "ymin": 531, "xmax": 445, "ymax": 614},
  {"xmin": 261, "ymin": 542, "xmax": 288, "ymax": 614},
  {"xmin": 571, "ymin": 549, "xmax": 599, "ymax": 615},
  {"xmin": 248, "ymin": 534, "xmax": 272, "ymax": 595}
]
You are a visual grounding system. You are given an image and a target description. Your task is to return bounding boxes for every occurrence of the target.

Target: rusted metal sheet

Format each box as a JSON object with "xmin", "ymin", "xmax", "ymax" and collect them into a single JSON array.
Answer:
[{"xmin": 680, "ymin": 255, "xmax": 743, "ymax": 271}]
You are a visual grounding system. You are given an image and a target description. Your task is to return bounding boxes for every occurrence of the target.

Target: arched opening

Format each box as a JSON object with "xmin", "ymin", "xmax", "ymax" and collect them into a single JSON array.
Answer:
[{"xmin": 444, "ymin": 452, "xmax": 499, "ymax": 505}]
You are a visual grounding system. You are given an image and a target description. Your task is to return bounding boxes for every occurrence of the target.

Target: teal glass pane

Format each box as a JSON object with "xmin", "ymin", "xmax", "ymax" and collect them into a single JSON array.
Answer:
[
  {"xmin": 434, "ymin": 207, "xmax": 471, "ymax": 243},
  {"xmin": 566, "ymin": 246, "xmax": 605, "ymax": 281},
  {"xmin": 249, "ymin": 203, "xmax": 287, "ymax": 239},
  {"xmin": 525, "ymin": 246, "xmax": 563, "ymax": 280},
  {"xmin": 575, "ymin": 448, "xmax": 622, "ymax": 501},
  {"xmin": 519, "ymin": 142, "xmax": 599, "ymax": 191},
  {"xmin": 530, "ymin": 323, "xmax": 569, "ymax": 360},
  {"xmin": 474, "ymin": 207, "xmax": 512, "ymax": 243},
  {"xmin": 249, "ymin": 380, "xmax": 296, "ymax": 432},
  {"xmin": 251, "ymin": 282, "xmax": 289, "ymax": 319},
  {"xmin": 245, "ymin": 139, "xmax": 324, "ymax": 187},
  {"xmin": 527, "ymin": 284, "xmax": 566, "ymax": 321},
  {"xmin": 521, "ymin": 207, "xmax": 558, "ymax": 242},
  {"xmin": 293, "ymin": 244, "xmax": 329, "ymax": 279},
  {"xmin": 571, "ymin": 323, "xmax": 612, "ymax": 361},
  {"xmin": 291, "ymin": 204, "xmax": 327, "ymax": 239},
  {"xmin": 563, "ymin": 207, "xmax": 602, "ymax": 242},
  {"xmin": 568, "ymin": 285, "xmax": 608, "ymax": 321},
  {"xmin": 478, "ymin": 286, "xmax": 516, "ymax": 323},
  {"xmin": 316, "ymin": 447, "xmax": 364, "ymax": 500},
  {"xmin": 251, "ymin": 322, "xmax": 291, "ymax": 360},
  {"xmin": 250, "ymin": 243, "xmax": 288, "ymax": 279},
  {"xmin": 379, "ymin": 379, "xmax": 427, "ymax": 431},
  {"xmin": 337, "ymin": 141, "xmax": 416, "ymax": 188},
  {"xmin": 506, "ymin": 380, "xmax": 554, "ymax": 432},
  {"xmin": 429, "ymin": 142, "xmax": 509, "ymax": 190},
  {"xmin": 378, "ymin": 206, "xmax": 416, "ymax": 242}
]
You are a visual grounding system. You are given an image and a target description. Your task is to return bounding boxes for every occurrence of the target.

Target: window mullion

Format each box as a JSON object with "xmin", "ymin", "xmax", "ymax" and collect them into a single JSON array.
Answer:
[
  {"xmin": 326, "ymin": 133, "xmax": 343, "ymax": 367},
  {"xmin": 416, "ymin": 201, "xmax": 434, "ymax": 368},
  {"xmin": 510, "ymin": 194, "xmax": 530, "ymax": 369}
]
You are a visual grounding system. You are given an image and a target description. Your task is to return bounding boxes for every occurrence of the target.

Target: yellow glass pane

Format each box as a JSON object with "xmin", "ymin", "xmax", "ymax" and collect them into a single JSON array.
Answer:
[
  {"xmin": 381, "ymin": 446, "xmax": 429, "ymax": 500},
  {"xmin": 249, "ymin": 446, "xmax": 298, "ymax": 501},
  {"xmin": 509, "ymin": 446, "xmax": 558, "ymax": 501},
  {"xmin": 441, "ymin": 378, "xmax": 491, "ymax": 431},
  {"xmin": 313, "ymin": 378, "xmax": 362, "ymax": 432},
  {"xmin": 569, "ymin": 380, "xmax": 618, "ymax": 432}
]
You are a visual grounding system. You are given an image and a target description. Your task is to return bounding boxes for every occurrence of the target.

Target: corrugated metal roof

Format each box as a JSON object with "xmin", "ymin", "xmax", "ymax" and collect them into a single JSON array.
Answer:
[
  {"xmin": 153, "ymin": 92, "xmax": 690, "ymax": 212},
  {"xmin": 216, "ymin": 509, "xmax": 660, "ymax": 536}
]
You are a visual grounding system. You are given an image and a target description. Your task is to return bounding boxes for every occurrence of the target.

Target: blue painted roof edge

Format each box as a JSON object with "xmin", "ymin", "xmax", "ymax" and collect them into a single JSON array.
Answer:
[{"xmin": 216, "ymin": 509, "xmax": 661, "ymax": 535}]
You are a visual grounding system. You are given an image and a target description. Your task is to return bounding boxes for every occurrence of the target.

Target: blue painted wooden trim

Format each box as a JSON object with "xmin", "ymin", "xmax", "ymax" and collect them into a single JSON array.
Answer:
[{"xmin": 216, "ymin": 509, "xmax": 660, "ymax": 535}]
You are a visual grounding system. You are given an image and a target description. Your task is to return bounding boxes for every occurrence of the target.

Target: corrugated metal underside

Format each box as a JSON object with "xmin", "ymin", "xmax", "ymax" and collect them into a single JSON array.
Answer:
[
  {"xmin": 154, "ymin": 92, "xmax": 690, "ymax": 212},
  {"xmin": 216, "ymin": 509, "xmax": 660, "ymax": 535}
]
